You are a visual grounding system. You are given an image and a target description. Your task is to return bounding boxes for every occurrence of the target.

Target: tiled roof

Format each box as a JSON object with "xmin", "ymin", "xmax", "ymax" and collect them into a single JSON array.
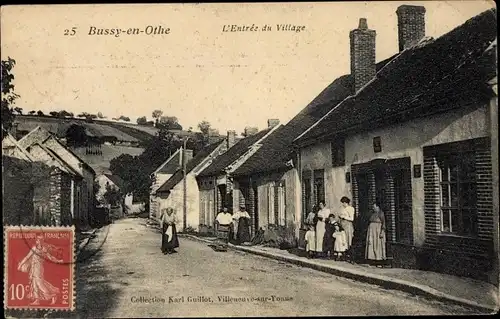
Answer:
[
  {"xmin": 231, "ymin": 57, "xmax": 396, "ymax": 177},
  {"xmin": 156, "ymin": 140, "xmax": 225, "ymax": 193},
  {"xmin": 155, "ymin": 149, "xmax": 182, "ymax": 175},
  {"xmin": 104, "ymin": 174, "xmax": 126, "ymax": 190},
  {"xmin": 31, "ymin": 142, "xmax": 82, "ymax": 177},
  {"xmin": 296, "ymin": 8, "xmax": 497, "ymax": 144},
  {"xmin": 197, "ymin": 129, "xmax": 272, "ymax": 177}
]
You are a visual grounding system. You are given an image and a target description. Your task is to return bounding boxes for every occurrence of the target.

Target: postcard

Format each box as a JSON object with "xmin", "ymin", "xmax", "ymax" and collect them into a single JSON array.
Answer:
[{"xmin": 1, "ymin": 1, "xmax": 498, "ymax": 317}]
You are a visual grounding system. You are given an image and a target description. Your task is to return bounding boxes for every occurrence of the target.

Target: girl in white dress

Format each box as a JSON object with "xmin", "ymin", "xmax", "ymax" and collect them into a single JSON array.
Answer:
[
  {"xmin": 332, "ymin": 222, "xmax": 348, "ymax": 261},
  {"xmin": 304, "ymin": 225, "xmax": 316, "ymax": 258}
]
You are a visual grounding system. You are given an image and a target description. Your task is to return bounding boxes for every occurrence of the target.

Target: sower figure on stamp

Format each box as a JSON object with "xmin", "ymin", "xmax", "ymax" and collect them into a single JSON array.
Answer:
[
  {"xmin": 160, "ymin": 207, "xmax": 180, "ymax": 254},
  {"xmin": 17, "ymin": 235, "xmax": 63, "ymax": 305}
]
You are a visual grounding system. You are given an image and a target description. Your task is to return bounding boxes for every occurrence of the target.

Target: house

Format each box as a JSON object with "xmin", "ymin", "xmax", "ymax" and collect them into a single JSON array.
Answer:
[
  {"xmin": 2, "ymin": 133, "xmax": 77, "ymax": 226},
  {"xmin": 149, "ymin": 148, "xmax": 185, "ymax": 219},
  {"xmin": 196, "ymin": 125, "xmax": 279, "ymax": 236},
  {"xmin": 230, "ymin": 53, "xmax": 397, "ymax": 244},
  {"xmin": 17, "ymin": 126, "xmax": 96, "ymax": 227},
  {"xmin": 3, "ymin": 133, "xmax": 37, "ymax": 225},
  {"xmin": 95, "ymin": 173, "xmax": 132, "ymax": 205},
  {"xmin": 153, "ymin": 139, "xmax": 228, "ymax": 232},
  {"xmin": 27, "ymin": 142, "xmax": 82, "ymax": 226},
  {"xmin": 293, "ymin": 6, "xmax": 497, "ymax": 283}
]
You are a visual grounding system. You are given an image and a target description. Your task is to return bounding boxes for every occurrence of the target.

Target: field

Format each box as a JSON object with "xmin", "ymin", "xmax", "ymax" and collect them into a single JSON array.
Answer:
[
  {"xmin": 14, "ymin": 115, "xmax": 152, "ymax": 143},
  {"xmin": 70, "ymin": 144, "xmax": 145, "ymax": 174}
]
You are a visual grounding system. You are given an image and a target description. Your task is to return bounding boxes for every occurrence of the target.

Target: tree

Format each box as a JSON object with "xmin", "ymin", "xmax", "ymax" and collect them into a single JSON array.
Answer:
[
  {"xmin": 158, "ymin": 116, "xmax": 182, "ymax": 130},
  {"xmin": 197, "ymin": 121, "xmax": 211, "ymax": 146},
  {"xmin": 137, "ymin": 116, "xmax": 147, "ymax": 125},
  {"xmin": 28, "ymin": 110, "xmax": 36, "ymax": 115},
  {"xmin": 14, "ymin": 107, "xmax": 23, "ymax": 115},
  {"xmin": 1, "ymin": 57, "xmax": 21, "ymax": 140},
  {"xmin": 103, "ymin": 184, "xmax": 122, "ymax": 207},
  {"xmin": 65, "ymin": 124, "xmax": 88, "ymax": 147},
  {"xmin": 58, "ymin": 110, "xmax": 72, "ymax": 118},
  {"xmin": 118, "ymin": 115, "xmax": 130, "ymax": 122},
  {"xmin": 49, "ymin": 111, "xmax": 59, "ymax": 117},
  {"xmin": 97, "ymin": 112, "xmax": 104, "ymax": 119},
  {"xmin": 152, "ymin": 109, "xmax": 163, "ymax": 120},
  {"xmin": 37, "ymin": 110, "xmax": 44, "ymax": 116}
]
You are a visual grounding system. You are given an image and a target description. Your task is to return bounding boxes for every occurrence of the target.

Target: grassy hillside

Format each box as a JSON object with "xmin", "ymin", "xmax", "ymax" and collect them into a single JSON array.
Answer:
[
  {"xmin": 70, "ymin": 144, "xmax": 144, "ymax": 175},
  {"xmin": 14, "ymin": 115, "xmax": 155, "ymax": 144}
]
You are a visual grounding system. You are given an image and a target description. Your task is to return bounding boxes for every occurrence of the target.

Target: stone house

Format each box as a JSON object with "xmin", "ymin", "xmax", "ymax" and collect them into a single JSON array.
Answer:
[
  {"xmin": 17, "ymin": 126, "xmax": 96, "ymax": 227},
  {"xmin": 153, "ymin": 139, "xmax": 228, "ymax": 232},
  {"xmin": 149, "ymin": 147, "xmax": 185, "ymax": 219},
  {"xmin": 196, "ymin": 125, "xmax": 279, "ymax": 236},
  {"xmin": 3, "ymin": 134, "xmax": 37, "ymax": 225},
  {"xmin": 293, "ymin": 6, "xmax": 497, "ymax": 283}
]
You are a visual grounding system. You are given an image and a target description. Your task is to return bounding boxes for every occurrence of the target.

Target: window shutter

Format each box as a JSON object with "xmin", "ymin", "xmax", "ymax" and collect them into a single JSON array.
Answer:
[
  {"xmin": 275, "ymin": 184, "xmax": 279, "ymax": 225},
  {"xmin": 268, "ymin": 185, "xmax": 275, "ymax": 224},
  {"xmin": 280, "ymin": 180, "xmax": 286, "ymax": 226}
]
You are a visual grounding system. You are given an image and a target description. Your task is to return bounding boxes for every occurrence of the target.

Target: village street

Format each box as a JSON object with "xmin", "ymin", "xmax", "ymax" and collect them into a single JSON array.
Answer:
[{"xmin": 74, "ymin": 218, "xmax": 477, "ymax": 317}]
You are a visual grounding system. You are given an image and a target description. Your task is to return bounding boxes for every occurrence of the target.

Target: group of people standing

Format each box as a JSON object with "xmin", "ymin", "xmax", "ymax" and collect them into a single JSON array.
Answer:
[
  {"xmin": 304, "ymin": 197, "xmax": 387, "ymax": 266},
  {"xmin": 158, "ymin": 197, "xmax": 388, "ymax": 266}
]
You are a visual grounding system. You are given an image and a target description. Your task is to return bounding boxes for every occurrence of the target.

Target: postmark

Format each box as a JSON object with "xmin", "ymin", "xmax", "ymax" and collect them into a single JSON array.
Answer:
[{"xmin": 4, "ymin": 226, "xmax": 76, "ymax": 311}]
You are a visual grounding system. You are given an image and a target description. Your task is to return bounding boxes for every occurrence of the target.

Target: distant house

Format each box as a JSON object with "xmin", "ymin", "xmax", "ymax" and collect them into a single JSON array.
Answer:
[
  {"xmin": 294, "ymin": 7, "xmax": 497, "ymax": 283},
  {"xmin": 149, "ymin": 148, "xmax": 184, "ymax": 219},
  {"xmin": 196, "ymin": 125, "xmax": 279, "ymax": 236},
  {"xmin": 95, "ymin": 173, "xmax": 131, "ymax": 204},
  {"xmin": 17, "ymin": 126, "xmax": 96, "ymax": 227},
  {"xmin": 154, "ymin": 139, "xmax": 228, "ymax": 232}
]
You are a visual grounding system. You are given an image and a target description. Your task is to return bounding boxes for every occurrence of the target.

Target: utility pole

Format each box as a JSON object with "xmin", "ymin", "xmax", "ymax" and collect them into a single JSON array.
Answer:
[{"xmin": 182, "ymin": 137, "xmax": 189, "ymax": 231}]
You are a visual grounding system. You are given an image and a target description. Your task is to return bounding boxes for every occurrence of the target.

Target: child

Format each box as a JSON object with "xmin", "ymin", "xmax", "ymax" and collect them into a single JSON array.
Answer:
[
  {"xmin": 323, "ymin": 214, "xmax": 336, "ymax": 259},
  {"xmin": 304, "ymin": 225, "xmax": 316, "ymax": 259},
  {"xmin": 332, "ymin": 222, "xmax": 348, "ymax": 261}
]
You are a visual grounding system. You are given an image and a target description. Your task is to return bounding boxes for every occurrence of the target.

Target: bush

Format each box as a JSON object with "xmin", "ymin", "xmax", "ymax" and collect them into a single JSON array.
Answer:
[{"xmin": 262, "ymin": 224, "xmax": 297, "ymax": 250}]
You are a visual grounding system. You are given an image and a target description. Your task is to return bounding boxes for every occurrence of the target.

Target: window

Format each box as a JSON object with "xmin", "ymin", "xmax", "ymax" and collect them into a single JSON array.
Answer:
[
  {"xmin": 302, "ymin": 172, "xmax": 311, "ymax": 223},
  {"xmin": 275, "ymin": 181, "xmax": 286, "ymax": 226},
  {"xmin": 438, "ymin": 152, "xmax": 477, "ymax": 236},
  {"xmin": 268, "ymin": 181, "xmax": 286, "ymax": 226},
  {"xmin": 268, "ymin": 184, "xmax": 275, "ymax": 224},
  {"xmin": 331, "ymin": 138, "xmax": 345, "ymax": 167},
  {"xmin": 313, "ymin": 170, "xmax": 325, "ymax": 205}
]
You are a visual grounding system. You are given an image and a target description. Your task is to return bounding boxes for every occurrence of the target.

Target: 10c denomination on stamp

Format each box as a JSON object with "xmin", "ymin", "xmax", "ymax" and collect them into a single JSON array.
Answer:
[{"xmin": 3, "ymin": 226, "xmax": 76, "ymax": 311}]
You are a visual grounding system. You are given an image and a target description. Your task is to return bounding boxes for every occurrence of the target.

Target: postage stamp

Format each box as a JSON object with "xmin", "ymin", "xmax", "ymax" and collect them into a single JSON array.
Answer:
[{"xmin": 3, "ymin": 226, "xmax": 76, "ymax": 311}]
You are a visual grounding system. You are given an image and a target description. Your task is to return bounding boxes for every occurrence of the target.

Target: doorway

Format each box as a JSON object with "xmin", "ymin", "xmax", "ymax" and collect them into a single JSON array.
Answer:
[{"xmin": 352, "ymin": 172, "xmax": 371, "ymax": 262}]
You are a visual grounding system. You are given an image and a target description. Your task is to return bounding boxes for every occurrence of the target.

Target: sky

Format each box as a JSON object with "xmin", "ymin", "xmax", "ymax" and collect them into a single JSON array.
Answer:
[{"xmin": 1, "ymin": 1, "xmax": 496, "ymax": 134}]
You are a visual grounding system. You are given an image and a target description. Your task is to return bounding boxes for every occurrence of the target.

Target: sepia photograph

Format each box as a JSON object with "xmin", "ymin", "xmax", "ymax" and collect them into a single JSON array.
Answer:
[{"xmin": 1, "ymin": 1, "xmax": 498, "ymax": 317}]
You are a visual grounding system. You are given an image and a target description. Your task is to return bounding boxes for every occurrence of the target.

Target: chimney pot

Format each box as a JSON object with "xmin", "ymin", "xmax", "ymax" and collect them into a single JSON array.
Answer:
[
  {"xmin": 396, "ymin": 5, "xmax": 426, "ymax": 52},
  {"xmin": 244, "ymin": 127, "xmax": 259, "ymax": 136},
  {"xmin": 358, "ymin": 18, "xmax": 368, "ymax": 30}
]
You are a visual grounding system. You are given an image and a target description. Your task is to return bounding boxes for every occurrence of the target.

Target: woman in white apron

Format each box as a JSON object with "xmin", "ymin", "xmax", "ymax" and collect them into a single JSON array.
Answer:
[{"xmin": 315, "ymin": 201, "xmax": 331, "ymax": 257}]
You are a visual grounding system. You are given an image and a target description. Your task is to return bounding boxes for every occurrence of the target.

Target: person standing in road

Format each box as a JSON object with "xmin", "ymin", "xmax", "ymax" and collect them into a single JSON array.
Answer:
[
  {"xmin": 339, "ymin": 196, "xmax": 355, "ymax": 251},
  {"xmin": 232, "ymin": 205, "xmax": 251, "ymax": 245},
  {"xmin": 160, "ymin": 207, "xmax": 180, "ymax": 255},
  {"xmin": 365, "ymin": 201, "xmax": 386, "ymax": 267},
  {"xmin": 215, "ymin": 207, "xmax": 233, "ymax": 250},
  {"xmin": 315, "ymin": 201, "xmax": 331, "ymax": 258}
]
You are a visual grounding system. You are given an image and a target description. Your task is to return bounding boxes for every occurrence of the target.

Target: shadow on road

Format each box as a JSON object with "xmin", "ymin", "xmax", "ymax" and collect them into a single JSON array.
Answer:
[{"xmin": 74, "ymin": 235, "xmax": 121, "ymax": 318}]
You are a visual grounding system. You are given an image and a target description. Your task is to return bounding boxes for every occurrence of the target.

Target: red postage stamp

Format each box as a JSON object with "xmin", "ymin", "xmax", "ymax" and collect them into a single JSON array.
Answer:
[{"xmin": 3, "ymin": 226, "xmax": 75, "ymax": 311}]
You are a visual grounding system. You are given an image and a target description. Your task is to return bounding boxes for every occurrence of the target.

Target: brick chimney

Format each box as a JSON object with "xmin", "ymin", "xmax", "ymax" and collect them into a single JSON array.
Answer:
[
  {"xmin": 396, "ymin": 5, "xmax": 426, "ymax": 52},
  {"xmin": 227, "ymin": 130, "xmax": 236, "ymax": 149},
  {"xmin": 267, "ymin": 119, "xmax": 280, "ymax": 128},
  {"xmin": 350, "ymin": 18, "xmax": 376, "ymax": 93}
]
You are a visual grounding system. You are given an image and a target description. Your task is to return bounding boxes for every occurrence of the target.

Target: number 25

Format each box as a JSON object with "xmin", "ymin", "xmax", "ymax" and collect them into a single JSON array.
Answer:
[{"xmin": 64, "ymin": 27, "xmax": 77, "ymax": 36}]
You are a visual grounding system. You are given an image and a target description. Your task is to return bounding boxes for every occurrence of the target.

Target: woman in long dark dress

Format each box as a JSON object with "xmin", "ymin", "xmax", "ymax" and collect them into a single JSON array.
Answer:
[
  {"xmin": 232, "ymin": 206, "xmax": 251, "ymax": 245},
  {"xmin": 160, "ymin": 208, "xmax": 180, "ymax": 254}
]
